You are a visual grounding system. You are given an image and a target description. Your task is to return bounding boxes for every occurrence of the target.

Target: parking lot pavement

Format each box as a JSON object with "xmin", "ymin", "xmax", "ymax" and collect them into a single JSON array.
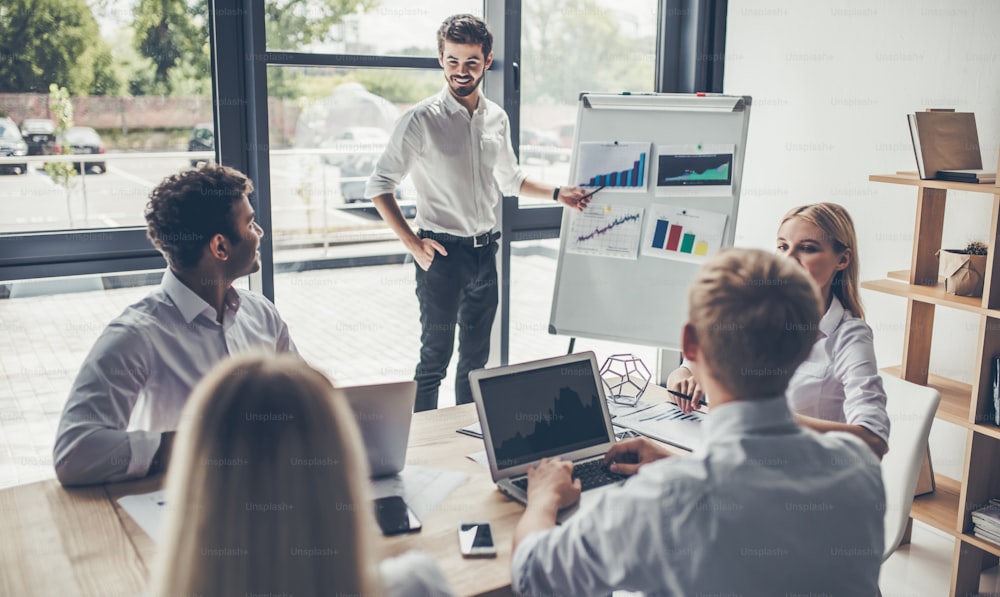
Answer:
[{"xmin": 0, "ymin": 252, "xmax": 657, "ymax": 490}]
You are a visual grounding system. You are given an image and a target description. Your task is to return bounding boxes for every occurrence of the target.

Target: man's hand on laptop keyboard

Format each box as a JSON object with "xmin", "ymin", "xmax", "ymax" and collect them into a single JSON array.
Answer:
[
  {"xmin": 604, "ymin": 437, "xmax": 672, "ymax": 476},
  {"xmin": 526, "ymin": 458, "xmax": 582, "ymax": 510}
]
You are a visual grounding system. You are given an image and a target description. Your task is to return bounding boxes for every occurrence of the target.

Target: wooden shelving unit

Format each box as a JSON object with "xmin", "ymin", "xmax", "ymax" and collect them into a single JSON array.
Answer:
[{"xmin": 862, "ymin": 173, "xmax": 1000, "ymax": 596}]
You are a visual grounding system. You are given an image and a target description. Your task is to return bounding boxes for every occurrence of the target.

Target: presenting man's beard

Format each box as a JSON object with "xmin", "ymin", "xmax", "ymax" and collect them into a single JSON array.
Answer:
[{"xmin": 448, "ymin": 72, "xmax": 482, "ymax": 97}]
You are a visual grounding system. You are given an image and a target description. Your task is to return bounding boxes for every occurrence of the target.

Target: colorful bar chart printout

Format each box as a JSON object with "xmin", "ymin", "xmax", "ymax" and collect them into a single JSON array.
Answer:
[
  {"xmin": 575, "ymin": 142, "xmax": 650, "ymax": 192},
  {"xmin": 641, "ymin": 205, "xmax": 728, "ymax": 263}
]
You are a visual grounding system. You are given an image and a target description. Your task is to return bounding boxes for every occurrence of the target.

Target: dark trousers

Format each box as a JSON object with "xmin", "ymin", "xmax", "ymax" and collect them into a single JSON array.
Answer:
[{"xmin": 413, "ymin": 240, "xmax": 498, "ymax": 411}]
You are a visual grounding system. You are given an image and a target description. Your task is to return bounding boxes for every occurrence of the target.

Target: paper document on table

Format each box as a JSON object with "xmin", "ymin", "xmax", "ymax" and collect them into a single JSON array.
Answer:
[
  {"xmin": 614, "ymin": 402, "xmax": 705, "ymax": 451},
  {"xmin": 370, "ymin": 465, "xmax": 468, "ymax": 520},
  {"xmin": 117, "ymin": 489, "xmax": 168, "ymax": 543}
]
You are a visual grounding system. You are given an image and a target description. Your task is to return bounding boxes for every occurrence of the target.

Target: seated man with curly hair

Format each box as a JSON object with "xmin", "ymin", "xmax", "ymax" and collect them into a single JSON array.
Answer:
[{"xmin": 54, "ymin": 164, "xmax": 295, "ymax": 486}]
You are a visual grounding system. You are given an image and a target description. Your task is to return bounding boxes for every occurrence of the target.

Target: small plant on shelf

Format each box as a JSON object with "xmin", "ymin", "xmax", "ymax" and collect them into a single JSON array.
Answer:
[
  {"xmin": 965, "ymin": 240, "xmax": 988, "ymax": 255},
  {"xmin": 938, "ymin": 241, "xmax": 989, "ymax": 297}
]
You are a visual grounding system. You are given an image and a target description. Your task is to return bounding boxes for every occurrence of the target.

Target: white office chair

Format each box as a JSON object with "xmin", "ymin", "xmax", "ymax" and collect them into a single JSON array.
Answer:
[{"xmin": 877, "ymin": 373, "xmax": 941, "ymax": 584}]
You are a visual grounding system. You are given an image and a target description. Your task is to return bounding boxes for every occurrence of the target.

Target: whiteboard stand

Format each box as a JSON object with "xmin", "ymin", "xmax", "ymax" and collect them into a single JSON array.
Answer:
[{"xmin": 549, "ymin": 92, "xmax": 751, "ymax": 369}]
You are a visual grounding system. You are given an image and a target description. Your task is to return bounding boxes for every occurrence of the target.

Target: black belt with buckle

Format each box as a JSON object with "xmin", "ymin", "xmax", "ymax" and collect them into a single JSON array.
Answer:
[{"xmin": 419, "ymin": 230, "xmax": 501, "ymax": 248}]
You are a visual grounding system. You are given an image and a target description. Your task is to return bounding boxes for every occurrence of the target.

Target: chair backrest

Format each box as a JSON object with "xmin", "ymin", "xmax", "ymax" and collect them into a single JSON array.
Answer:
[{"xmin": 878, "ymin": 372, "xmax": 941, "ymax": 562}]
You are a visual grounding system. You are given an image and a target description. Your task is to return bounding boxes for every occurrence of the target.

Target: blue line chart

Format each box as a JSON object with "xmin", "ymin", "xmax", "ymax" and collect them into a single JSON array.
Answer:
[{"xmin": 576, "ymin": 212, "xmax": 642, "ymax": 243}]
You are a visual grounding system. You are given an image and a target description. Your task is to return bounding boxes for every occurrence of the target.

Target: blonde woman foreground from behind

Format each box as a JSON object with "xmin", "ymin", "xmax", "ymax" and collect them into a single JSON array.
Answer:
[
  {"xmin": 667, "ymin": 202, "xmax": 890, "ymax": 458},
  {"xmin": 150, "ymin": 354, "xmax": 453, "ymax": 597}
]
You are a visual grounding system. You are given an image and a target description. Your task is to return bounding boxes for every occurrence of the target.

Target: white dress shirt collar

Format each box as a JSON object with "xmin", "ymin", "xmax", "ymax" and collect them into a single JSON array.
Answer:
[
  {"xmin": 819, "ymin": 295, "xmax": 845, "ymax": 338},
  {"xmin": 438, "ymin": 85, "xmax": 484, "ymax": 117},
  {"xmin": 702, "ymin": 395, "xmax": 799, "ymax": 443},
  {"xmin": 161, "ymin": 268, "xmax": 241, "ymax": 325}
]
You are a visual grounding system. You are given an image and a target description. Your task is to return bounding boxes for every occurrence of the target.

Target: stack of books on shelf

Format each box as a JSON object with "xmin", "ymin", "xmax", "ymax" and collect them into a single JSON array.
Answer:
[
  {"xmin": 908, "ymin": 109, "xmax": 996, "ymax": 183},
  {"xmin": 971, "ymin": 499, "xmax": 1000, "ymax": 545}
]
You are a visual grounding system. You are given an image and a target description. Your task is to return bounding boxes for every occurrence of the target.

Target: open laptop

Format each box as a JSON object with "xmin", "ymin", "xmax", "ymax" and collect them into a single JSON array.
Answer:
[
  {"xmin": 469, "ymin": 352, "xmax": 627, "ymax": 514},
  {"xmin": 341, "ymin": 380, "xmax": 416, "ymax": 478}
]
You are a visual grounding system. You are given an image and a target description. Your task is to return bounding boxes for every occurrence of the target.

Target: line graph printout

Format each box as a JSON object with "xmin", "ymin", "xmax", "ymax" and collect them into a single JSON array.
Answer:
[
  {"xmin": 641, "ymin": 205, "xmax": 727, "ymax": 264},
  {"xmin": 575, "ymin": 141, "xmax": 650, "ymax": 191},
  {"xmin": 566, "ymin": 204, "xmax": 644, "ymax": 260}
]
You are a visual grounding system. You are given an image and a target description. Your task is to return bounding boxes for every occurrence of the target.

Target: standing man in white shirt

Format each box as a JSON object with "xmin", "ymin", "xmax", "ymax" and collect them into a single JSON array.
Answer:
[
  {"xmin": 366, "ymin": 14, "xmax": 592, "ymax": 412},
  {"xmin": 511, "ymin": 249, "xmax": 885, "ymax": 596},
  {"xmin": 53, "ymin": 164, "xmax": 295, "ymax": 486}
]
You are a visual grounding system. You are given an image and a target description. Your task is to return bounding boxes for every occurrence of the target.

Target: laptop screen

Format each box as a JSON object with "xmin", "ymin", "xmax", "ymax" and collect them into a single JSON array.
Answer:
[{"xmin": 477, "ymin": 357, "xmax": 610, "ymax": 469}]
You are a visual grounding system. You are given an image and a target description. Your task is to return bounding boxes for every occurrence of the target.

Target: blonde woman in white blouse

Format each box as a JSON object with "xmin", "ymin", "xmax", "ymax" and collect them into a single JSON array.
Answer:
[
  {"xmin": 668, "ymin": 203, "xmax": 889, "ymax": 457},
  {"xmin": 150, "ymin": 353, "xmax": 453, "ymax": 597}
]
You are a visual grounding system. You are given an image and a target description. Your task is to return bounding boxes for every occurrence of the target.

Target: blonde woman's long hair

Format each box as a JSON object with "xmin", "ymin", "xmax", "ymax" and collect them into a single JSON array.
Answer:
[
  {"xmin": 780, "ymin": 202, "xmax": 865, "ymax": 320},
  {"xmin": 150, "ymin": 353, "xmax": 380, "ymax": 597}
]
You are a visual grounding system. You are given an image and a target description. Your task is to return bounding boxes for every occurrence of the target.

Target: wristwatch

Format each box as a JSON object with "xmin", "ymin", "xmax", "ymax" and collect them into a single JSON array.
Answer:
[{"xmin": 552, "ymin": 187, "xmax": 561, "ymax": 201}]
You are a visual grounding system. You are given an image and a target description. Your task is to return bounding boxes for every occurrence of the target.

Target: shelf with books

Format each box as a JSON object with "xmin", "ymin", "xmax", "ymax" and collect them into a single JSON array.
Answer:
[
  {"xmin": 869, "ymin": 172, "xmax": 1000, "ymax": 195},
  {"xmin": 868, "ymin": 169, "xmax": 1000, "ymax": 595},
  {"xmin": 959, "ymin": 532, "xmax": 1000, "ymax": 558}
]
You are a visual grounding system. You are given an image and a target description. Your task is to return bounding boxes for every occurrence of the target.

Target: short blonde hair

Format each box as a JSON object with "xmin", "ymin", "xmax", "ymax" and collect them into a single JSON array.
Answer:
[
  {"xmin": 150, "ymin": 354, "xmax": 380, "ymax": 597},
  {"xmin": 780, "ymin": 202, "xmax": 864, "ymax": 319},
  {"xmin": 688, "ymin": 249, "xmax": 822, "ymax": 398}
]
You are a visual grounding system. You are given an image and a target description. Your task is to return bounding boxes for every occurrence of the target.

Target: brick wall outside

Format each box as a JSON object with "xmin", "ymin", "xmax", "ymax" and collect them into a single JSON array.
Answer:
[{"xmin": 0, "ymin": 94, "xmax": 302, "ymax": 146}]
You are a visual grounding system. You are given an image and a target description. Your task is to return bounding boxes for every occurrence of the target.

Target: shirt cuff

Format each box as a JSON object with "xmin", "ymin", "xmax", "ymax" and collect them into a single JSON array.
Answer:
[
  {"xmin": 364, "ymin": 177, "xmax": 398, "ymax": 200},
  {"xmin": 126, "ymin": 430, "xmax": 163, "ymax": 478}
]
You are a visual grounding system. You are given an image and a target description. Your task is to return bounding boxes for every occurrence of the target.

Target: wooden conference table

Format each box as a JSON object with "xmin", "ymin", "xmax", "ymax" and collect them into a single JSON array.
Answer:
[{"xmin": 0, "ymin": 386, "xmax": 679, "ymax": 597}]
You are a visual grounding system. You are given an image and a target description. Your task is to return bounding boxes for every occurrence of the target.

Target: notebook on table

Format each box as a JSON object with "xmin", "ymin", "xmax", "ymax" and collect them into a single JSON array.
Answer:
[{"xmin": 469, "ymin": 351, "xmax": 627, "ymax": 518}]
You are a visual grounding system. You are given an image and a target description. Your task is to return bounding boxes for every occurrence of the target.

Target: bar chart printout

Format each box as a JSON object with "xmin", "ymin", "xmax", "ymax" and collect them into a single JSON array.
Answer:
[
  {"xmin": 575, "ymin": 142, "xmax": 650, "ymax": 191},
  {"xmin": 566, "ymin": 204, "xmax": 644, "ymax": 260},
  {"xmin": 641, "ymin": 205, "xmax": 728, "ymax": 264}
]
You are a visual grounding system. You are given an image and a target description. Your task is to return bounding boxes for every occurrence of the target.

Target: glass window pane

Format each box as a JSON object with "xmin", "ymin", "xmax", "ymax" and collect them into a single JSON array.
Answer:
[
  {"xmin": 265, "ymin": 66, "xmax": 443, "ymax": 241},
  {"xmin": 519, "ymin": 0, "xmax": 657, "ymax": 205},
  {"xmin": 0, "ymin": 272, "xmax": 161, "ymax": 489},
  {"xmin": 0, "ymin": 0, "xmax": 212, "ymax": 234},
  {"xmin": 265, "ymin": 0, "xmax": 482, "ymax": 54}
]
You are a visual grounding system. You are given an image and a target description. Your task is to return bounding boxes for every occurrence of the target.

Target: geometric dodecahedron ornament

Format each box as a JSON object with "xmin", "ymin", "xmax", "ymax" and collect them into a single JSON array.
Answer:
[{"xmin": 600, "ymin": 353, "xmax": 651, "ymax": 406}]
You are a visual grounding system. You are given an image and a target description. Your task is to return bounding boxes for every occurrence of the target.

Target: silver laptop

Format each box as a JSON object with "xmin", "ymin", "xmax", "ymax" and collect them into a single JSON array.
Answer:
[
  {"xmin": 342, "ymin": 380, "xmax": 416, "ymax": 478},
  {"xmin": 469, "ymin": 352, "xmax": 626, "ymax": 514}
]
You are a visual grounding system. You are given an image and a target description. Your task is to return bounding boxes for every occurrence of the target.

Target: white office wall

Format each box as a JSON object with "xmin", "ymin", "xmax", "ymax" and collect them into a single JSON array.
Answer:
[{"xmin": 726, "ymin": 0, "xmax": 1000, "ymax": 479}]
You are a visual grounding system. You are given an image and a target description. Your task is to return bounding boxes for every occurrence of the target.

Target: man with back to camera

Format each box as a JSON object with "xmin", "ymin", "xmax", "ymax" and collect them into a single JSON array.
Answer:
[
  {"xmin": 53, "ymin": 164, "xmax": 296, "ymax": 486},
  {"xmin": 366, "ymin": 14, "xmax": 592, "ymax": 412},
  {"xmin": 511, "ymin": 249, "xmax": 885, "ymax": 596}
]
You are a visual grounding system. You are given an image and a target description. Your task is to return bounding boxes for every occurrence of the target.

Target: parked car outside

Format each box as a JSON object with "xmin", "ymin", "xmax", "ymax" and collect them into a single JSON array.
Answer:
[
  {"xmin": 188, "ymin": 122, "xmax": 214, "ymax": 166},
  {"xmin": 20, "ymin": 118, "xmax": 56, "ymax": 156},
  {"xmin": 556, "ymin": 123, "xmax": 575, "ymax": 148},
  {"xmin": 0, "ymin": 117, "xmax": 29, "ymax": 175},
  {"xmin": 56, "ymin": 127, "xmax": 107, "ymax": 174}
]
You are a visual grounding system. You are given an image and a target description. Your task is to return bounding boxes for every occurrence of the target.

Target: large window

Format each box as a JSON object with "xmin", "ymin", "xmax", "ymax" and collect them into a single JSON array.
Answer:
[{"xmin": 0, "ymin": 0, "xmax": 212, "ymax": 234}]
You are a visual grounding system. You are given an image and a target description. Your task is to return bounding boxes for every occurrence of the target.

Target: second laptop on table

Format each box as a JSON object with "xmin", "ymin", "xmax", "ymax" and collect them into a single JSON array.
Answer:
[{"xmin": 469, "ymin": 351, "xmax": 627, "ymax": 516}]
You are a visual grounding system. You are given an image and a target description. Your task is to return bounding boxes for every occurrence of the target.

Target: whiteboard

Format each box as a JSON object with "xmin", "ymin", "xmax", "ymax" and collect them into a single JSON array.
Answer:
[{"xmin": 548, "ymin": 93, "xmax": 751, "ymax": 349}]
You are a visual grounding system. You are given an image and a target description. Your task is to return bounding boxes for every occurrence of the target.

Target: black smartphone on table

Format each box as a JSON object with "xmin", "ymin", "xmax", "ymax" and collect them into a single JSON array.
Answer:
[
  {"xmin": 458, "ymin": 521, "xmax": 497, "ymax": 558},
  {"xmin": 374, "ymin": 495, "xmax": 421, "ymax": 536}
]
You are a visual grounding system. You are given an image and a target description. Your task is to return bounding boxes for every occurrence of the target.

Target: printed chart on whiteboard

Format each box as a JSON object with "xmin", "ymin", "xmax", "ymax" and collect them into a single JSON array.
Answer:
[
  {"xmin": 641, "ymin": 205, "xmax": 728, "ymax": 264},
  {"xmin": 575, "ymin": 141, "xmax": 650, "ymax": 191},
  {"xmin": 566, "ymin": 203, "xmax": 644, "ymax": 260}
]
